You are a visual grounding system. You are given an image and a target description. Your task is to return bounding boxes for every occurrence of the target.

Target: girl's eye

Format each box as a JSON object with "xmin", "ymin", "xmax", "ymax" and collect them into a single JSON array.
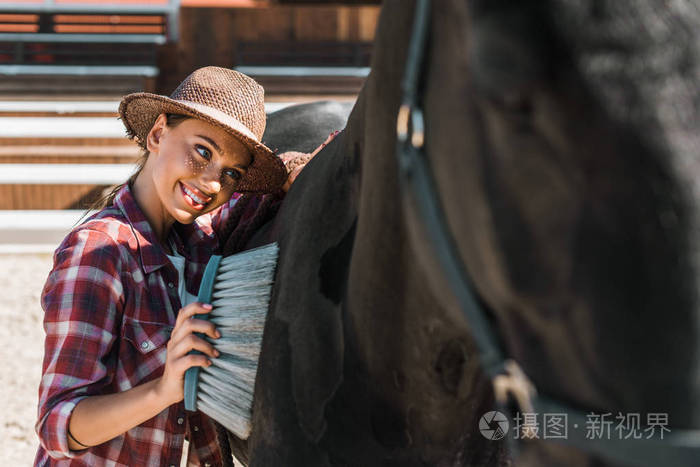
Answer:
[
  {"xmin": 225, "ymin": 169, "xmax": 242, "ymax": 181},
  {"xmin": 195, "ymin": 145, "xmax": 211, "ymax": 160}
]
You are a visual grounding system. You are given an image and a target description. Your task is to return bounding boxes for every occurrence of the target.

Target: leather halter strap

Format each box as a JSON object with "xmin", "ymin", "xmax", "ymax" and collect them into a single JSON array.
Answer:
[{"xmin": 395, "ymin": 0, "xmax": 700, "ymax": 465}]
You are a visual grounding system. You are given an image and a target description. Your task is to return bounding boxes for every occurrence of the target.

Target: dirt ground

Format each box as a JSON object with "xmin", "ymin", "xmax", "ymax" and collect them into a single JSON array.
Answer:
[{"xmin": 0, "ymin": 253, "xmax": 53, "ymax": 466}]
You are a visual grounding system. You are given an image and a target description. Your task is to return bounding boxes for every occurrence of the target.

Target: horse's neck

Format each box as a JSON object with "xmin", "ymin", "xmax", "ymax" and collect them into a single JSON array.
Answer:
[
  {"xmin": 343, "ymin": 90, "xmax": 504, "ymax": 463},
  {"xmin": 339, "ymin": 0, "xmax": 419, "ymax": 376}
]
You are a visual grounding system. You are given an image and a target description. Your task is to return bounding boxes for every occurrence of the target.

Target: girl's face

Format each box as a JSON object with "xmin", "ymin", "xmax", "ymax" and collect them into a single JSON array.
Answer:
[{"xmin": 138, "ymin": 113, "xmax": 253, "ymax": 232}]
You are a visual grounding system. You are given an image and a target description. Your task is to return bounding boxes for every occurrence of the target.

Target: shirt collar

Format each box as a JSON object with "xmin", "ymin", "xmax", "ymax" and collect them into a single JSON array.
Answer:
[
  {"xmin": 114, "ymin": 184, "xmax": 213, "ymax": 274},
  {"xmin": 114, "ymin": 183, "xmax": 172, "ymax": 274}
]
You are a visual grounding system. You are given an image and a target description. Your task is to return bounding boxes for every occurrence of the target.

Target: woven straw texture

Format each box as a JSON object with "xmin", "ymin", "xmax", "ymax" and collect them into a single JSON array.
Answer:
[{"xmin": 119, "ymin": 67, "xmax": 286, "ymax": 194}]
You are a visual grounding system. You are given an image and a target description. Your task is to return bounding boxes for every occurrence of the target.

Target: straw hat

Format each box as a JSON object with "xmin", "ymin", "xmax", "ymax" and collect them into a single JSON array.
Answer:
[{"xmin": 119, "ymin": 66, "xmax": 286, "ymax": 193}]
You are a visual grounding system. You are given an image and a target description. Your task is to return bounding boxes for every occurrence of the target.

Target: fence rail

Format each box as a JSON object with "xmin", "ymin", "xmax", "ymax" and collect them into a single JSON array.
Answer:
[
  {"xmin": 0, "ymin": 209, "xmax": 89, "ymax": 252},
  {"xmin": 0, "ymin": 0, "xmax": 179, "ymax": 86},
  {"xmin": 0, "ymin": 163, "xmax": 134, "ymax": 184},
  {"xmin": 0, "ymin": 1, "xmax": 180, "ymax": 42}
]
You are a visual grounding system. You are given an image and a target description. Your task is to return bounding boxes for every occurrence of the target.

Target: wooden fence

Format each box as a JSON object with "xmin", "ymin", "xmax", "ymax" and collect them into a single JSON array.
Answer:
[{"xmin": 157, "ymin": 4, "xmax": 379, "ymax": 92}]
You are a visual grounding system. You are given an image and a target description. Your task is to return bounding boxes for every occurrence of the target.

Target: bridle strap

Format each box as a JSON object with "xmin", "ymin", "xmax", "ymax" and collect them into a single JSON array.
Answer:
[
  {"xmin": 395, "ymin": 0, "xmax": 700, "ymax": 465},
  {"xmin": 531, "ymin": 396, "xmax": 700, "ymax": 466},
  {"xmin": 397, "ymin": 0, "xmax": 506, "ymax": 379}
]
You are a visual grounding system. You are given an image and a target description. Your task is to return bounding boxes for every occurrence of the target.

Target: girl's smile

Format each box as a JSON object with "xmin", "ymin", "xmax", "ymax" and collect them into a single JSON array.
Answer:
[{"xmin": 180, "ymin": 181, "xmax": 212, "ymax": 210}]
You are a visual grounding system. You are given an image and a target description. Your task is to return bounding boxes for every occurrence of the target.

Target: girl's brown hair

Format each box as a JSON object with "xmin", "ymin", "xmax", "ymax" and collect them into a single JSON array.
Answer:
[{"xmin": 87, "ymin": 114, "xmax": 190, "ymax": 213}]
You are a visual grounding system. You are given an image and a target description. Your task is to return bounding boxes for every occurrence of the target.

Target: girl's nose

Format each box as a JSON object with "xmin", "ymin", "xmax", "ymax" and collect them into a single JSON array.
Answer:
[{"xmin": 200, "ymin": 165, "xmax": 222, "ymax": 194}]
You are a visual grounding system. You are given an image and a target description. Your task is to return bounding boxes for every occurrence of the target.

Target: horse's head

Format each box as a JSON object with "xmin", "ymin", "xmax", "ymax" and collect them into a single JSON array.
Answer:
[{"xmin": 409, "ymin": 0, "xmax": 699, "ymax": 464}]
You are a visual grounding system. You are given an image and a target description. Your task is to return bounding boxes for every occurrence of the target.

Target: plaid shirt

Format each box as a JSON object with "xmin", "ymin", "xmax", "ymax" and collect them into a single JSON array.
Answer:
[{"xmin": 36, "ymin": 183, "xmax": 281, "ymax": 466}]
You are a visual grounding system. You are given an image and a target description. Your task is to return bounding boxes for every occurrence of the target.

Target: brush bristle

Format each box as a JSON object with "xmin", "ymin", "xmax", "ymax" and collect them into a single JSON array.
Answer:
[{"xmin": 195, "ymin": 243, "xmax": 278, "ymax": 439}]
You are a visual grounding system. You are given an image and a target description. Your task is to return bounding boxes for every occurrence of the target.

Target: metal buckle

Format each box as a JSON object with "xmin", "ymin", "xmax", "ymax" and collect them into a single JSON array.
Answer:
[
  {"xmin": 396, "ymin": 103, "xmax": 425, "ymax": 149},
  {"xmin": 411, "ymin": 107, "xmax": 424, "ymax": 148},
  {"xmin": 493, "ymin": 359, "xmax": 538, "ymax": 439},
  {"xmin": 397, "ymin": 103, "xmax": 411, "ymax": 142}
]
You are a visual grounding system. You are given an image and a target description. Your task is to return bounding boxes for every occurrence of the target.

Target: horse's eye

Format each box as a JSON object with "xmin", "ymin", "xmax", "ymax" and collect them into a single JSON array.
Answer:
[{"xmin": 490, "ymin": 90, "xmax": 534, "ymax": 117}]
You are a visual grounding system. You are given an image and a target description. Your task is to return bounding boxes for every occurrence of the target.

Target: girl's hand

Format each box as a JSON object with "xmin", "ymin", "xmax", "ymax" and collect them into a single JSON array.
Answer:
[
  {"xmin": 310, "ymin": 130, "xmax": 340, "ymax": 158},
  {"xmin": 281, "ymin": 130, "xmax": 341, "ymax": 192},
  {"xmin": 156, "ymin": 302, "xmax": 220, "ymax": 406}
]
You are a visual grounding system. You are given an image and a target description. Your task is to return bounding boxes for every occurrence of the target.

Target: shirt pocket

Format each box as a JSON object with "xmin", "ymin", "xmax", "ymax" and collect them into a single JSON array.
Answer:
[{"xmin": 122, "ymin": 316, "xmax": 173, "ymax": 355}]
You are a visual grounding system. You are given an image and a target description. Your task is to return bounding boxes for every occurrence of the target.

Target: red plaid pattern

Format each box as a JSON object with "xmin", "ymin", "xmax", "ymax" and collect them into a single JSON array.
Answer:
[{"xmin": 35, "ymin": 183, "xmax": 281, "ymax": 466}]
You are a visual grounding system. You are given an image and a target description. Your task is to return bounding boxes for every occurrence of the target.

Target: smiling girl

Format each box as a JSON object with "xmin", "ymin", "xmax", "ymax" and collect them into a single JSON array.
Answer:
[{"xmin": 35, "ymin": 67, "xmax": 328, "ymax": 466}]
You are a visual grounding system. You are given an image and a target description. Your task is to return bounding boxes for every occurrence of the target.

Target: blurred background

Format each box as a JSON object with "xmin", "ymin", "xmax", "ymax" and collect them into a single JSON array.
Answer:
[
  {"xmin": 0, "ymin": 0, "xmax": 381, "ymax": 250},
  {"xmin": 0, "ymin": 1, "xmax": 379, "ymax": 464}
]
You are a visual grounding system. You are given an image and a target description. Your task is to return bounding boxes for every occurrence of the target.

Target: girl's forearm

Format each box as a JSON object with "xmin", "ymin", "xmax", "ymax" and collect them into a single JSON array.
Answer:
[{"xmin": 67, "ymin": 377, "xmax": 172, "ymax": 450}]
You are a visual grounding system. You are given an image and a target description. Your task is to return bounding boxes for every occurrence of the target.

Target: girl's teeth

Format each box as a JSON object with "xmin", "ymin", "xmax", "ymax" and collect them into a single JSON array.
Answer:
[{"xmin": 184, "ymin": 186, "xmax": 206, "ymax": 205}]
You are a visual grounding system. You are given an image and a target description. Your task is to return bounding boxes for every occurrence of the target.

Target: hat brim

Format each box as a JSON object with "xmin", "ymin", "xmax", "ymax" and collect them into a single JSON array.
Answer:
[{"xmin": 119, "ymin": 92, "xmax": 287, "ymax": 194}]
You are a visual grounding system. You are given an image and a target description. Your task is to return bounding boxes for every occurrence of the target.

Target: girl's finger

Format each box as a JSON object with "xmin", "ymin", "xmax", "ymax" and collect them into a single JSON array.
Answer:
[
  {"xmin": 169, "ymin": 333, "xmax": 220, "ymax": 360},
  {"xmin": 174, "ymin": 354, "xmax": 213, "ymax": 374},
  {"xmin": 311, "ymin": 140, "xmax": 330, "ymax": 157},
  {"xmin": 174, "ymin": 302, "xmax": 212, "ymax": 328},
  {"xmin": 310, "ymin": 131, "xmax": 340, "ymax": 157},
  {"xmin": 325, "ymin": 130, "xmax": 340, "ymax": 144},
  {"xmin": 170, "ymin": 303, "xmax": 217, "ymax": 344},
  {"xmin": 169, "ymin": 316, "xmax": 220, "ymax": 343}
]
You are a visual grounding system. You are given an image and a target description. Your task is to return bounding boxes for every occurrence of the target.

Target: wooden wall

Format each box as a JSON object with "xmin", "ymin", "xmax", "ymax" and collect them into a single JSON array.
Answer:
[{"xmin": 156, "ymin": 5, "xmax": 380, "ymax": 92}]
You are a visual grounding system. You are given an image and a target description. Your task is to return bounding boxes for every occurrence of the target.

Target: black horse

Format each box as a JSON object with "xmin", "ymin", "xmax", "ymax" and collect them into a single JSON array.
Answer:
[
  {"xmin": 264, "ymin": 100, "xmax": 353, "ymax": 154},
  {"xmin": 225, "ymin": 1, "xmax": 700, "ymax": 465}
]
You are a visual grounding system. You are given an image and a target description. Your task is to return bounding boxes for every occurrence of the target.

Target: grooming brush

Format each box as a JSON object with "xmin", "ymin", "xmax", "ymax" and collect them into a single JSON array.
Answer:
[{"xmin": 184, "ymin": 242, "xmax": 279, "ymax": 439}]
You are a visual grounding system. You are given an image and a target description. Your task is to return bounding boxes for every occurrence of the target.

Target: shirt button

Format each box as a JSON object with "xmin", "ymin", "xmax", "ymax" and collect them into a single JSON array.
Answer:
[
  {"xmin": 193, "ymin": 425, "xmax": 199, "ymax": 432},
  {"xmin": 140, "ymin": 341, "xmax": 150, "ymax": 350},
  {"xmin": 177, "ymin": 416, "xmax": 184, "ymax": 425},
  {"xmin": 168, "ymin": 282, "xmax": 175, "ymax": 289},
  {"xmin": 204, "ymin": 463, "xmax": 211, "ymax": 467}
]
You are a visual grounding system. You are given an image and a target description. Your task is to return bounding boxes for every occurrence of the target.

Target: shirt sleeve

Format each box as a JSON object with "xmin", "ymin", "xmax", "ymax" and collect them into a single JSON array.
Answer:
[
  {"xmin": 208, "ymin": 191, "xmax": 244, "ymax": 234},
  {"xmin": 217, "ymin": 192, "xmax": 286, "ymax": 255},
  {"xmin": 35, "ymin": 228, "xmax": 124, "ymax": 459}
]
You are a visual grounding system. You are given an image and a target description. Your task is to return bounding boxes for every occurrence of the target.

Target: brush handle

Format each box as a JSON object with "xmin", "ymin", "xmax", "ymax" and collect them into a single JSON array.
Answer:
[{"xmin": 184, "ymin": 254, "xmax": 222, "ymax": 412}]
